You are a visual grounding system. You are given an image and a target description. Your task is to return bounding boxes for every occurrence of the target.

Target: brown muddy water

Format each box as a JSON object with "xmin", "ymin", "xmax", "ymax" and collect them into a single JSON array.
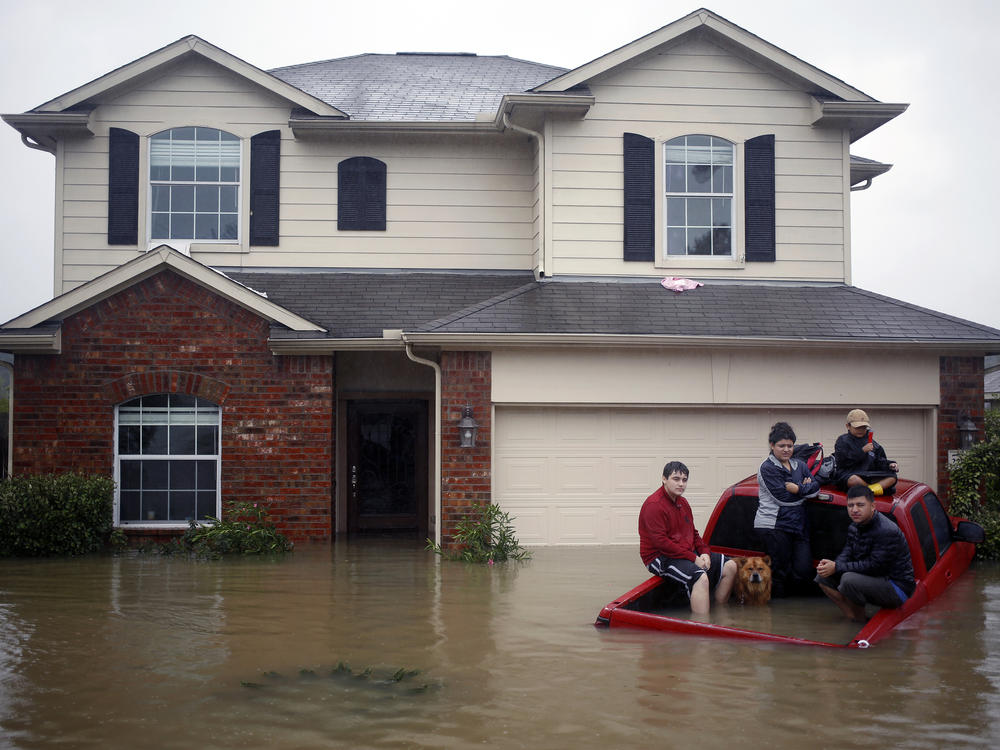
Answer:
[{"xmin": 1, "ymin": 542, "xmax": 999, "ymax": 749}]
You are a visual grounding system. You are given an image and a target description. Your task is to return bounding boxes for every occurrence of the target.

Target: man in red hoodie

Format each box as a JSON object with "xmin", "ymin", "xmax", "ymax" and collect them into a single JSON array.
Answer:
[{"xmin": 639, "ymin": 461, "xmax": 737, "ymax": 614}]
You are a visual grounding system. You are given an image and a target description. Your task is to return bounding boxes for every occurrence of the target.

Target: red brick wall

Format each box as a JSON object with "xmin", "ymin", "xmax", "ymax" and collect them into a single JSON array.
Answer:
[
  {"xmin": 11, "ymin": 270, "xmax": 334, "ymax": 542},
  {"xmin": 937, "ymin": 355, "xmax": 985, "ymax": 504},
  {"xmin": 440, "ymin": 351, "xmax": 491, "ymax": 545}
]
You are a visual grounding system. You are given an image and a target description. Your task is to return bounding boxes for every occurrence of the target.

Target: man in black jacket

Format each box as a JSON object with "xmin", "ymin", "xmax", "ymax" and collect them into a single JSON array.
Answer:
[{"xmin": 815, "ymin": 486, "xmax": 915, "ymax": 621}]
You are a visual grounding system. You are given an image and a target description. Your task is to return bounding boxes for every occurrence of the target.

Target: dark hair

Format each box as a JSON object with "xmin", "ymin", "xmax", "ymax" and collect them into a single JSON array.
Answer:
[
  {"xmin": 846, "ymin": 485, "xmax": 874, "ymax": 502},
  {"xmin": 662, "ymin": 461, "xmax": 689, "ymax": 479},
  {"xmin": 768, "ymin": 421, "xmax": 796, "ymax": 445}
]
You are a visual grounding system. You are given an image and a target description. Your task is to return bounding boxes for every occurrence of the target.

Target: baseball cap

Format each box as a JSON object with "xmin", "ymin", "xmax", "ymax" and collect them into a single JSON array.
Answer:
[{"xmin": 846, "ymin": 408, "xmax": 871, "ymax": 428}]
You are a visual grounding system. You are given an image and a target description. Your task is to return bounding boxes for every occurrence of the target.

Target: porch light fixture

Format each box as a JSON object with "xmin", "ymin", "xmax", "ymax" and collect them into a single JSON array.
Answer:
[
  {"xmin": 457, "ymin": 405, "xmax": 479, "ymax": 448},
  {"xmin": 958, "ymin": 414, "xmax": 978, "ymax": 450}
]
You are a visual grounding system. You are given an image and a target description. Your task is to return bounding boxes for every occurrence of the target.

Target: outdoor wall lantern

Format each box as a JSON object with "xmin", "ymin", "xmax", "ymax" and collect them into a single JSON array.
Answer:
[
  {"xmin": 958, "ymin": 414, "xmax": 978, "ymax": 450},
  {"xmin": 457, "ymin": 405, "xmax": 479, "ymax": 448}
]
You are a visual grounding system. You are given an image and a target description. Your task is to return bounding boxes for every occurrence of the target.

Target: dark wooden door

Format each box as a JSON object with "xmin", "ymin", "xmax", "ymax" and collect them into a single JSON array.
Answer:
[{"xmin": 346, "ymin": 399, "xmax": 428, "ymax": 536}]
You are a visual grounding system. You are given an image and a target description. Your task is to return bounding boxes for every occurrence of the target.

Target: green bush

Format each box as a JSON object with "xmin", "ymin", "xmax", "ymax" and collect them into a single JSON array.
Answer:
[
  {"xmin": 176, "ymin": 501, "xmax": 293, "ymax": 557},
  {"xmin": 948, "ymin": 410, "xmax": 1000, "ymax": 560},
  {"xmin": 427, "ymin": 502, "xmax": 531, "ymax": 564},
  {"xmin": 0, "ymin": 473, "xmax": 115, "ymax": 556}
]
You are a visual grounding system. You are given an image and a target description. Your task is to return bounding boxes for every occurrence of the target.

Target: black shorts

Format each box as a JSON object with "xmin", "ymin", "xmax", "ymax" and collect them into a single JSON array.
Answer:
[{"xmin": 647, "ymin": 552, "xmax": 727, "ymax": 599}]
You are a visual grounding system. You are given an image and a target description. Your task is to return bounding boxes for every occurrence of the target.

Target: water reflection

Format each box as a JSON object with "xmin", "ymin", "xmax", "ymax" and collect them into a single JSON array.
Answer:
[{"xmin": 0, "ymin": 545, "xmax": 998, "ymax": 748}]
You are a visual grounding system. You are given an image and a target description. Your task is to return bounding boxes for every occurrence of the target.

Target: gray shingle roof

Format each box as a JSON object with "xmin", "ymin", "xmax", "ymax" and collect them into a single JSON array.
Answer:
[
  {"xmin": 221, "ymin": 272, "xmax": 1000, "ymax": 345},
  {"xmin": 269, "ymin": 54, "xmax": 566, "ymax": 121},
  {"xmin": 225, "ymin": 271, "xmax": 534, "ymax": 338}
]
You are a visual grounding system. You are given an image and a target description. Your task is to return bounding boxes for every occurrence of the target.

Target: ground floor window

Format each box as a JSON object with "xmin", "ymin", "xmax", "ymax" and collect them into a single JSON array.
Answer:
[
  {"xmin": 0, "ymin": 360, "xmax": 10, "ymax": 479},
  {"xmin": 115, "ymin": 394, "xmax": 220, "ymax": 524}
]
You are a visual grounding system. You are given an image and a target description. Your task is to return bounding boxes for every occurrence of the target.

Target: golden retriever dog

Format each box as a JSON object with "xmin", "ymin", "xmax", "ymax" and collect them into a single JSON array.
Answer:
[{"xmin": 734, "ymin": 556, "xmax": 772, "ymax": 605}]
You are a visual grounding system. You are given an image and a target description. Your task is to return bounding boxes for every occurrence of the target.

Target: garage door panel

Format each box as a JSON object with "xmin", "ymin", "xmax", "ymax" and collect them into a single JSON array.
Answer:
[
  {"xmin": 495, "ymin": 406, "xmax": 931, "ymax": 546},
  {"xmin": 553, "ymin": 457, "xmax": 608, "ymax": 495}
]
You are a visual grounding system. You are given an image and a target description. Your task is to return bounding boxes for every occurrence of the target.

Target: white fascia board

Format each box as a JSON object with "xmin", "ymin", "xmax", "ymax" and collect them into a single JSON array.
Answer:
[
  {"xmin": 534, "ymin": 9, "xmax": 875, "ymax": 103},
  {"xmin": 35, "ymin": 36, "xmax": 345, "ymax": 118},
  {"xmin": 398, "ymin": 332, "xmax": 1000, "ymax": 354},
  {"xmin": 289, "ymin": 119, "xmax": 499, "ymax": 136},
  {"xmin": 2, "ymin": 246, "xmax": 325, "ymax": 333},
  {"xmin": 0, "ymin": 330, "xmax": 62, "ymax": 354}
]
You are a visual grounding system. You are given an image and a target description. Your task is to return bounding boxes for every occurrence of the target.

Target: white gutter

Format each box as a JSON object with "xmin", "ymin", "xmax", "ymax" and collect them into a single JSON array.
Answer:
[
  {"xmin": 402, "ymin": 335, "xmax": 443, "ymax": 548},
  {"xmin": 502, "ymin": 113, "xmax": 546, "ymax": 279}
]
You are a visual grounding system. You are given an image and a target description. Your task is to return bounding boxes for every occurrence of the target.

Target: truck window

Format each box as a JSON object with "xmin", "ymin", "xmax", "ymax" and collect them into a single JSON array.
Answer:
[
  {"xmin": 922, "ymin": 492, "xmax": 953, "ymax": 558},
  {"xmin": 909, "ymin": 503, "xmax": 937, "ymax": 571}
]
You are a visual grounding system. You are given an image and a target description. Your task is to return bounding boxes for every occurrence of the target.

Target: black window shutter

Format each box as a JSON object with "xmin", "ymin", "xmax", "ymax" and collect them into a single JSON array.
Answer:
[
  {"xmin": 338, "ymin": 156, "xmax": 386, "ymax": 231},
  {"xmin": 744, "ymin": 134, "xmax": 776, "ymax": 262},
  {"xmin": 623, "ymin": 132, "xmax": 655, "ymax": 262},
  {"xmin": 250, "ymin": 130, "xmax": 281, "ymax": 246},
  {"xmin": 107, "ymin": 127, "xmax": 139, "ymax": 245}
]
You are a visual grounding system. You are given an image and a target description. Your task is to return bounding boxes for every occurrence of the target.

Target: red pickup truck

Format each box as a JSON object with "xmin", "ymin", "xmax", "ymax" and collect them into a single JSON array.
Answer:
[{"xmin": 595, "ymin": 477, "xmax": 984, "ymax": 648}]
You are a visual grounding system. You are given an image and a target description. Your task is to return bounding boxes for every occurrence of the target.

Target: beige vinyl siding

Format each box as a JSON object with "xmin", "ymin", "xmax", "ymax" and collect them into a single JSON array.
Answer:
[
  {"xmin": 548, "ymin": 35, "xmax": 849, "ymax": 281},
  {"xmin": 56, "ymin": 58, "xmax": 537, "ymax": 292}
]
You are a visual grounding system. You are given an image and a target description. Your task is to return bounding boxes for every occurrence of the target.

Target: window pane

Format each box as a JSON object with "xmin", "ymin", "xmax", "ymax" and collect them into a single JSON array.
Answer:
[
  {"xmin": 144, "ymin": 394, "xmax": 169, "ymax": 408},
  {"xmin": 197, "ymin": 491, "xmax": 217, "ymax": 520},
  {"xmin": 195, "ymin": 186, "xmax": 219, "ymax": 212},
  {"xmin": 151, "ymin": 214, "xmax": 169, "ymax": 239},
  {"xmin": 151, "ymin": 185, "xmax": 170, "ymax": 212},
  {"xmin": 220, "ymin": 215, "xmax": 238, "ymax": 240},
  {"xmin": 688, "ymin": 165, "xmax": 711, "ymax": 192},
  {"xmin": 667, "ymin": 227, "xmax": 686, "ymax": 255},
  {"xmin": 143, "ymin": 491, "xmax": 168, "ymax": 521},
  {"xmin": 195, "ymin": 214, "xmax": 219, "ymax": 240},
  {"xmin": 172, "ymin": 164, "xmax": 195, "ymax": 182},
  {"xmin": 197, "ymin": 426, "xmax": 219, "ymax": 455},
  {"xmin": 666, "ymin": 164, "xmax": 686, "ymax": 192},
  {"xmin": 196, "ymin": 164, "xmax": 220, "ymax": 182},
  {"xmin": 120, "ymin": 491, "xmax": 140, "ymax": 521},
  {"xmin": 687, "ymin": 198, "xmax": 711, "ymax": 226},
  {"xmin": 172, "ymin": 186, "xmax": 194, "ymax": 212},
  {"xmin": 711, "ymin": 138, "xmax": 734, "ymax": 165},
  {"xmin": 664, "ymin": 138, "xmax": 686, "ymax": 164},
  {"xmin": 688, "ymin": 228, "xmax": 712, "ymax": 255},
  {"xmin": 712, "ymin": 227, "xmax": 732, "ymax": 255},
  {"xmin": 172, "ymin": 492, "xmax": 196, "ymax": 521},
  {"xmin": 712, "ymin": 198, "xmax": 731, "ymax": 227},
  {"xmin": 142, "ymin": 426, "xmax": 168, "ymax": 455},
  {"xmin": 171, "ymin": 394, "xmax": 196, "ymax": 408},
  {"xmin": 196, "ymin": 460, "xmax": 217, "ymax": 489},
  {"xmin": 666, "ymin": 198, "xmax": 685, "ymax": 227},
  {"xmin": 171, "ymin": 214, "xmax": 194, "ymax": 239},
  {"xmin": 143, "ymin": 461, "xmax": 168, "ymax": 489},
  {"xmin": 712, "ymin": 165, "xmax": 733, "ymax": 194},
  {"xmin": 120, "ymin": 460, "xmax": 142, "ymax": 489},
  {"xmin": 119, "ymin": 426, "xmax": 141, "ymax": 455},
  {"xmin": 220, "ymin": 186, "xmax": 237, "ymax": 212},
  {"xmin": 171, "ymin": 426, "xmax": 196, "ymax": 455}
]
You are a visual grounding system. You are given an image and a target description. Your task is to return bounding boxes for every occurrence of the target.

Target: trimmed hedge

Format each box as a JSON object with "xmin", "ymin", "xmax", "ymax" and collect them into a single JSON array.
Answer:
[{"xmin": 0, "ymin": 473, "xmax": 115, "ymax": 556}]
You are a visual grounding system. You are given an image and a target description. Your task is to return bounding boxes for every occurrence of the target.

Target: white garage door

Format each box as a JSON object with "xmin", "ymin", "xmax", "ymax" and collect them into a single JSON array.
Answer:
[{"xmin": 494, "ymin": 406, "xmax": 932, "ymax": 546}]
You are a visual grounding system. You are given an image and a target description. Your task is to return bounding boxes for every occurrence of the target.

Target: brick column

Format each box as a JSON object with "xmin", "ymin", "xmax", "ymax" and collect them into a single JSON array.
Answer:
[
  {"xmin": 937, "ymin": 355, "xmax": 985, "ymax": 504},
  {"xmin": 440, "ymin": 351, "xmax": 491, "ymax": 546}
]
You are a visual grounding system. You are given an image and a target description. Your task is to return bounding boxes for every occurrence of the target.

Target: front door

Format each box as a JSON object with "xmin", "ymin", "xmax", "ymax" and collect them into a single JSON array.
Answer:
[{"xmin": 346, "ymin": 399, "xmax": 428, "ymax": 536}]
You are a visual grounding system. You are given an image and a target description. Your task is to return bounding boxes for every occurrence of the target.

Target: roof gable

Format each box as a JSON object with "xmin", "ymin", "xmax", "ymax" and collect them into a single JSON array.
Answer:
[
  {"xmin": 33, "ymin": 35, "xmax": 345, "ymax": 118},
  {"xmin": 1, "ymin": 246, "xmax": 324, "ymax": 333},
  {"xmin": 533, "ymin": 8, "xmax": 875, "ymax": 102}
]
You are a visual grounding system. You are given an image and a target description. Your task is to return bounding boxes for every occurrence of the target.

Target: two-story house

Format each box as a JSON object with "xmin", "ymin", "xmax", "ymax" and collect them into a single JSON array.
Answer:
[{"xmin": 3, "ymin": 8, "xmax": 998, "ymax": 547}]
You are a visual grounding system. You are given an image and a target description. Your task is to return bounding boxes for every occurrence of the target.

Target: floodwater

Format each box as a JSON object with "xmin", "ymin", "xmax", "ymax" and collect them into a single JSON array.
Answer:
[{"xmin": 1, "ymin": 543, "xmax": 998, "ymax": 749}]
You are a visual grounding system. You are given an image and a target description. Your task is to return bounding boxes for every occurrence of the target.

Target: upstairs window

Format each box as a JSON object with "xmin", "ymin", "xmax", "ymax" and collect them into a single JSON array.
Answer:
[
  {"xmin": 664, "ymin": 135, "xmax": 733, "ymax": 257},
  {"xmin": 150, "ymin": 127, "xmax": 240, "ymax": 241},
  {"xmin": 115, "ymin": 394, "xmax": 221, "ymax": 525}
]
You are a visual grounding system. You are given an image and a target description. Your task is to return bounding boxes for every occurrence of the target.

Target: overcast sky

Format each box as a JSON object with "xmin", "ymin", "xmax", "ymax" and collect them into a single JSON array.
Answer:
[{"xmin": 1, "ymin": 0, "xmax": 998, "ymax": 330}]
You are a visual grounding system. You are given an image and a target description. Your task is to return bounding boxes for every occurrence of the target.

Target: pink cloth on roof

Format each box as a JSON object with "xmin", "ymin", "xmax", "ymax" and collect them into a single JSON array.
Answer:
[{"xmin": 660, "ymin": 277, "xmax": 704, "ymax": 293}]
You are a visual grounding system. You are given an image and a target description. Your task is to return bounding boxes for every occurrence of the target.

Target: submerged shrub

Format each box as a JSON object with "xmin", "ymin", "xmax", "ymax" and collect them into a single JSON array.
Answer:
[
  {"xmin": 427, "ymin": 502, "xmax": 530, "ymax": 563},
  {"xmin": 0, "ymin": 473, "xmax": 115, "ymax": 556},
  {"xmin": 948, "ymin": 410, "xmax": 1000, "ymax": 560},
  {"xmin": 177, "ymin": 501, "xmax": 293, "ymax": 557}
]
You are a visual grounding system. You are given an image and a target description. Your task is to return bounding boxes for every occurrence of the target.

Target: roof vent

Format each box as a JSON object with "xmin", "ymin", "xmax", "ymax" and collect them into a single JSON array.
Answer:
[{"xmin": 395, "ymin": 51, "xmax": 477, "ymax": 56}]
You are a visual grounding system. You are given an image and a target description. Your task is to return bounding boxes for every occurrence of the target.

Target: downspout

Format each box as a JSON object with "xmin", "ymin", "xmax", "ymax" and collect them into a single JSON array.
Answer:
[
  {"xmin": 502, "ymin": 112, "xmax": 545, "ymax": 279},
  {"xmin": 850, "ymin": 179, "xmax": 873, "ymax": 192},
  {"xmin": 403, "ymin": 336, "xmax": 442, "ymax": 548}
]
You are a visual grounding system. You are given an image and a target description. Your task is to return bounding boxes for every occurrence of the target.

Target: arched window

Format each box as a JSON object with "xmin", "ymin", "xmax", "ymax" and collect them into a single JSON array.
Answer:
[
  {"xmin": 150, "ymin": 127, "xmax": 240, "ymax": 241},
  {"xmin": 115, "ymin": 394, "xmax": 221, "ymax": 525},
  {"xmin": 665, "ymin": 135, "xmax": 734, "ymax": 257}
]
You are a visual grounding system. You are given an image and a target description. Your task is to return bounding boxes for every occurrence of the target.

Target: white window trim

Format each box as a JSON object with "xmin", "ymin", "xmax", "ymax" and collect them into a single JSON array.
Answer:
[
  {"xmin": 143, "ymin": 127, "xmax": 245, "ymax": 254},
  {"xmin": 654, "ymin": 134, "xmax": 746, "ymax": 270},
  {"xmin": 113, "ymin": 395, "xmax": 222, "ymax": 528}
]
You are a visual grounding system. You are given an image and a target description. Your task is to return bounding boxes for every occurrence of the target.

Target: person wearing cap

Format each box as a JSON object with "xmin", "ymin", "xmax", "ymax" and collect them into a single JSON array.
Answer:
[{"xmin": 832, "ymin": 409, "xmax": 898, "ymax": 496}]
